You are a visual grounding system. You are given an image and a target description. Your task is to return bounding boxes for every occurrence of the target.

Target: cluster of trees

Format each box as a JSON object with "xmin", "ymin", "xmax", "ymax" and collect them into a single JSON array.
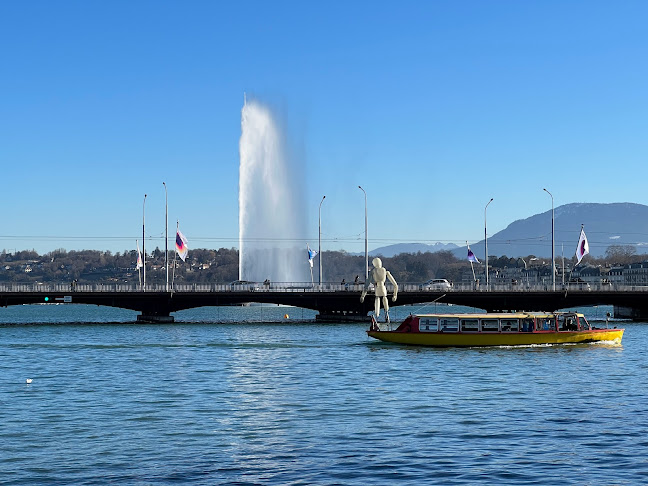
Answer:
[
  {"xmin": 1, "ymin": 245, "xmax": 646, "ymax": 285},
  {"xmin": 0, "ymin": 247, "xmax": 239, "ymax": 285}
]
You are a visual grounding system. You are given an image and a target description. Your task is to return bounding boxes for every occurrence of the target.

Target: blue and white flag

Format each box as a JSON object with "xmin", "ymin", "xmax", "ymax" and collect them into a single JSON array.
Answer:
[
  {"xmin": 307, "ymin": 245, "xmax": 318, "ymax": 268},
  {"xmin": 467, "ymin": 245, "xmax": 480, "ymax": 264}
]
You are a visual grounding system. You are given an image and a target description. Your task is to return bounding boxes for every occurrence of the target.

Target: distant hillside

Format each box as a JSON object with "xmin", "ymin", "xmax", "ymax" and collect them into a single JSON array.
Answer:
[
  {"xmin": 452, "ymin": 202, "xmax": 648, "ymax": 259},
  {"xmin": 370, "ymin": 242, "xmax": 459, "ymax": 258}
]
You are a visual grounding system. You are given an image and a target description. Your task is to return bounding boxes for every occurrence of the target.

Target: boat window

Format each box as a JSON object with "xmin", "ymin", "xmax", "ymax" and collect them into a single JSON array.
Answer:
[
  {"xmin": 419, "ymin": 318, "xmax": 438, "ymax": 332},
  {"xmin": 538, "ymin": 317, "xmax": 554, "ymax": 331},
  {"xmin": 578, "ymin": 316, "xmax": 591, "ymax": 331},
  {"xmin": 461, "ymin": 319, "xmax": 479, "ymax": 332},
  {"xmin": 501, "ymin": 319, "xmax": 519, "ymax": 332},
  {"xmin": 481, "ymin": 319, "xmax": 499, "ymax": 332},
  {"xmin": 520, "ymin": 318, "xmax": 535, "ymax": 332},
  {"xmin": 439, "ymin": 318, "xmax": 459, "ymax": 332},
  {"xmin": 558, "ymin": 314, "xmax": 578, "ymax": 331}
]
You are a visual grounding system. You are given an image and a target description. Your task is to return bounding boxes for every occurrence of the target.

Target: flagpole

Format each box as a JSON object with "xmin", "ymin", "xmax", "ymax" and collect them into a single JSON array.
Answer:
[
  {"xmin": 467, "ymin": 241, "xmax": 476, "ymax": 284},
  {"xmin": 143, "ymin": 194, "xmax": 147, "ymax": 292},
  {"xmin": 163, "ymin": 182, "xmax": 168, "ymax": 293},
  {"xmin": 543, "ymin": 188, "xmax": 555, "ymax": 291},
  {"xmin": 172, "ymin": 220, "xmax": 179, "ymax": 291},
  {"xmin": 137, "ymin": 239, "xmax": 142, "ymax": 288},
  {"xmin": 358, "ymin": 186, "xmax": 368, "ymax": 281},
  {"xmin": 485, "ymin": 198, "xmax": 493, "ymax": 290},
  {"xmin": 319, "ymin": 195, "xmax": 325, "ymax": 286},
  {"xmin": 562, "ymin": 244, "xmax": 565, "ymax": 287},
  {"xmin": 568, "ymin": 224, "xmax": 588, "ymax": 285}
]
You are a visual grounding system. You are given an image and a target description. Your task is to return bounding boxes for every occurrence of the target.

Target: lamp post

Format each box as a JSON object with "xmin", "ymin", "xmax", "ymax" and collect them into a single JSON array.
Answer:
[
  {"xmin": 520, "ymin": 257, "xmax": 528, "ymax": 288},
  {"xmin": 485, "ymin": 198, "xmax": 493, "ymax": 290},
  {"xmin": 543, "ymin": 188, "xmax": 555, "ymax": 291},
  {"xmin": 318, "ymin": 195, "xmax": 325, "ymax": 286},
  {"xmin": 358, "ymin": 186, "xmax": 368, "ymax": 280},
  {"xmin": 142, "ymin": 194, "xmax": 147, "ymax": 291},
  {"xmin": 163, "ymin": 182, "xmax": 168, "ymax": 292}
]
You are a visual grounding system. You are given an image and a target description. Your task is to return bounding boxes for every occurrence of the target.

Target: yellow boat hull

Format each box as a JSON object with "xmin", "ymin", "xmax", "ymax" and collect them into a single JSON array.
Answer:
[{"xmin": 367, "ymin": 329, "xmax": 624, "ymax": 347}]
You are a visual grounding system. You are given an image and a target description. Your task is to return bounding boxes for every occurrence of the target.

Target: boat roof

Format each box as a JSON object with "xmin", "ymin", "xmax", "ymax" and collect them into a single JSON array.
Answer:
[{"xmin": 413, "ymin": 312, "xmax": 585, "ymax": 319}]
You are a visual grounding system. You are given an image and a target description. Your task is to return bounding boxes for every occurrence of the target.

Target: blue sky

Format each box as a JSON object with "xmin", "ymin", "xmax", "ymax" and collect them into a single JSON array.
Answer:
[{"xmin": 2, "ymin": 1, "xmax": 647, "ymax": 255}]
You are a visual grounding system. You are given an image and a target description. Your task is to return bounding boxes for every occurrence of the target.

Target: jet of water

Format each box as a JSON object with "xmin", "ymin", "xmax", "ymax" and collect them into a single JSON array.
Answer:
[{"xmin": 239, "ymin": 97, "xmax": 308, "ymax": 284}]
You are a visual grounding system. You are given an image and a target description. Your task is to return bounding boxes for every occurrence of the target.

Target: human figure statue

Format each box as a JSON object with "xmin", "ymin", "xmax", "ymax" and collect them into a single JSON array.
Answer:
[{"xmin": 360, "ymin": 257, "xmax": 398, "ymax": 322}]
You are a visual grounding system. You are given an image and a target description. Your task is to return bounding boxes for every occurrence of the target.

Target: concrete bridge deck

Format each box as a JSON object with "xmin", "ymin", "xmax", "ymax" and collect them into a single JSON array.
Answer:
[{"xmin": 2, "ymin": 282, "xmax": 647, "ymax": 322}]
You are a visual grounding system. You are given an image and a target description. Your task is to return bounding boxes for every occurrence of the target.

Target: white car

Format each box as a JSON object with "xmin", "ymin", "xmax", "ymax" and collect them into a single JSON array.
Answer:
[
  {"xmin": 229, "ymin": 280, "xmax": 261, "ymax": 291},
  {"xmin": 420, "ymin": 278, "xmax": 452, "ymax": 291}
]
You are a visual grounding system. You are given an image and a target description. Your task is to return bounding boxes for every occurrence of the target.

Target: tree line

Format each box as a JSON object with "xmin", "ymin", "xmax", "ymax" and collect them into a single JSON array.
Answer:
[{"xmin": 0, "ymin": 245, "xmax": 644, "ymax": 285}]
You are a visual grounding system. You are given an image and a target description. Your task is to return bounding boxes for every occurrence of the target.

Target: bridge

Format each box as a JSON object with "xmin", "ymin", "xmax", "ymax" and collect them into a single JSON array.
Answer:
[{"xmin": 2, "ymin": 282, "xmax": 648, "ymax": 322}]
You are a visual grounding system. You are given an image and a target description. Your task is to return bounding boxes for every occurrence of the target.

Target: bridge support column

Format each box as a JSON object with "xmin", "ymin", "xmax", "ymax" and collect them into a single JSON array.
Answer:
[
  {"xmin": 614, "ymin": 305, "xmax": 648, "ymax": 321},
  {"xmin": 137, "ymin": 312, "xmax": 175, "ymax": 323}
]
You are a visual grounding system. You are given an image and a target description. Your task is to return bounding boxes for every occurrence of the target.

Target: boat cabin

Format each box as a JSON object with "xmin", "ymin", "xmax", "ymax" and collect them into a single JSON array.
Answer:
[{"xmin": 402, "ymin": 312, "xmax": 591, "ymax": 334}]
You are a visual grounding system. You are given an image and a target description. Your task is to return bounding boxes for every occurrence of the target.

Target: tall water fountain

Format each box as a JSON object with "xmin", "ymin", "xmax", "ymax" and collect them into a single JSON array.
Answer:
[{"xmin": 239, "ymin": 97, "xmax": 308, "ymax": 283}]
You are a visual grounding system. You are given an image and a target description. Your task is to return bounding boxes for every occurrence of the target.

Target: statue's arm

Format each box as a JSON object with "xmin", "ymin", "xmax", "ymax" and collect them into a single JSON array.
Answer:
[
  {"xmin": 360, "ymin": 272, "xmax": 373, "ymax": 302},
  {"xmin": 387, "ymin": 271, "xmax": 398, "ymax": 301}
]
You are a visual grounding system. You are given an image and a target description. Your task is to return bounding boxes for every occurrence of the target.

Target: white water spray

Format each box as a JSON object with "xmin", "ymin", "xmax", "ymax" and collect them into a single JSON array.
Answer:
[{"xmin": 239, "ymin": 98, "xmax": 308, "ymax": 283}]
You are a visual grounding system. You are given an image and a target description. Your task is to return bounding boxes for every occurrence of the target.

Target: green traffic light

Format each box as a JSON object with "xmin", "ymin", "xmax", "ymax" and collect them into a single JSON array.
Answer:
[{"xmin": 44, "ymin": 296, "xmax": 49, "ymax": 302}]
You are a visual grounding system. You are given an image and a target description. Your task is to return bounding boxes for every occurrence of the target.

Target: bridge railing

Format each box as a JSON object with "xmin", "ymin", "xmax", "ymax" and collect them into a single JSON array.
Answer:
[{"xmin": 0, "ymin": 282, "xmax": 644, "ymax": 293}]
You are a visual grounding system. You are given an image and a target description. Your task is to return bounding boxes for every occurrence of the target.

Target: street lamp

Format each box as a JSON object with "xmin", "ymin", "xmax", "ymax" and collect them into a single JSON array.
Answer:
[
  {"xmin": 163, "ymin": 182, "xmax": 168, "ymax": 292},
  {"xmin": 143, "ymin": 194, "xmax": 147, "ymax": 291},
  {"xmin": 358, "ymin": 186, "xmax": 368, "ymax": 280},
  {"xmin": 520, "ymin": 257, "xmax": 528, "ymax": 287},
  {"xmin": 543, "ymin": 188, "xmax": 555, "ymax": 291},
  {"xmin": 318, "ymin": 195, "xmax": 325, "ymax": 286},
  {"xmin": 485, "ymin": 198, "xmax": 493, "ymax": 290}
]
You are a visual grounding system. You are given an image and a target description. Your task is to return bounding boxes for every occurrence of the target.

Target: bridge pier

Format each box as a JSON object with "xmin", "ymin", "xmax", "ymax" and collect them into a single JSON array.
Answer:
[
  {"xmin": 136, "ymin": 312, "xmax": 175, "ymax": 323},
  {"xmin": 614, "ymin": 305, "xmax": 648, "ymax": 321}
]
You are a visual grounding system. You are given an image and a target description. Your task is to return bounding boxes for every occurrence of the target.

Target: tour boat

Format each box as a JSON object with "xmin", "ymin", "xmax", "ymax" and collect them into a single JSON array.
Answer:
[{"xmin": 367, "ymin": 312, "xmax": 624, "ymax": 347}]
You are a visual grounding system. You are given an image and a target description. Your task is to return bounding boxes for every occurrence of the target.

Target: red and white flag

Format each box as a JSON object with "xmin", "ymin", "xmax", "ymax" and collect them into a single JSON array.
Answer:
[
  {"xmin": 176, "ymin": 229, "xmax": 189, "ymax": 262},
  {"xmin": 136, "ymin": 241, "xmax": 143, "ymax": 269},
  {"xmin": 575, "ymin": 226, "xmax": 589, "ymax": 265}
]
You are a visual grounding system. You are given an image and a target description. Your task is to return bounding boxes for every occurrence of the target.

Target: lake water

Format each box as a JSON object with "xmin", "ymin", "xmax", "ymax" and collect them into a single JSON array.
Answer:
[{"xmin": 1, "ymin": 304, "xmax": 647, "ymax": 485}]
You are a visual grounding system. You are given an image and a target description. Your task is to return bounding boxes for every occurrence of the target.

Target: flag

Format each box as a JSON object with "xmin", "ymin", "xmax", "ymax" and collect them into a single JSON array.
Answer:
[
  {"xmin": 176, "ymin": 229, "xmax": 189, "ymax": 262},
  {"xmin": 575, "ymin": 226, "xmax": 589, "ymax": 265},
  {"xmin": 467, "ymin": 246, "xmax": 480, "ymax": 264},
  {"xmin": 136, "ymin": 241, "xmax": 143, "ymax": 269},
  {"xmin": 307, "ymin": 245, "xmax": 318, "ymax": 268}
]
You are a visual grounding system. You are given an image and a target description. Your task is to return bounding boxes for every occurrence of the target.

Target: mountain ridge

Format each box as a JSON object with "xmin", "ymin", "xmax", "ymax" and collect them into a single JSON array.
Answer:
[
  {"xmin": 452, "ymin": 202, "xmax": 648, "ymax": 259},
  {"xmin": 359, "ymin": 203, "xmax": 648, "ymax": 259}
]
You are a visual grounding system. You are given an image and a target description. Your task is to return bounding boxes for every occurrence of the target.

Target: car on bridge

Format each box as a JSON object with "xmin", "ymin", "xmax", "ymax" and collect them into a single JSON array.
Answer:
[
  {"xmin": 229, "ymin": 280, "xmax": 261, "ymax": 291},
  {"xmin": 420, "ymin": 278, "xmax": 452, "ymax": 291}
]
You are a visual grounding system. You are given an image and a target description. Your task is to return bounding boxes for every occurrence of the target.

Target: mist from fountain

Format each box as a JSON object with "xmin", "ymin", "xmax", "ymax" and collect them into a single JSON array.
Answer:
[{"xmin": 238, "ymin": 97, "xmax": 308, "ymax": 284}]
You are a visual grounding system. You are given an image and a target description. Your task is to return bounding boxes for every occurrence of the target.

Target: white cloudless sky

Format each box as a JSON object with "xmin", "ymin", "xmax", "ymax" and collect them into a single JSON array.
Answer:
[{"xmin": 1, "ymin": 1, "xmax": 647, "ymax": 255}]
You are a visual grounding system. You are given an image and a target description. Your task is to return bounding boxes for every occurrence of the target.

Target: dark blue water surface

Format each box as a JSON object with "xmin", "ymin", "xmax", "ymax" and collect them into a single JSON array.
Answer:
[{"xmin": 1, "ymin": 304, "xmax": 647, "ymax": 485}]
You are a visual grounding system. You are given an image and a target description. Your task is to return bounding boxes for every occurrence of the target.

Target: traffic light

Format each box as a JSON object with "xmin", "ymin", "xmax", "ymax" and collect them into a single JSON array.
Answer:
[{"xmin": 44, "ymin": 296, "xmax": 50, "ymax": 302}]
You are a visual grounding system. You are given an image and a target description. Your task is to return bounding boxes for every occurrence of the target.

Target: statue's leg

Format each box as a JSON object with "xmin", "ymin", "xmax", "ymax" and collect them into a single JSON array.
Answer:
[
  {"xmin": 383, "ymin": 296, "xmax": 390, "ymax": 323},
  {"xmin": 374, "ymin": 296, "xmax": 381, "ymax": 317}
]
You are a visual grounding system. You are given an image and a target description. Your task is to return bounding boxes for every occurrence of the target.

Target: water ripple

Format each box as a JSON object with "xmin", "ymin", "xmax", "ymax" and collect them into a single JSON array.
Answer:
[{"xmin": 0, "ymin": 308, "xmax": 646, "ymax": 484}]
